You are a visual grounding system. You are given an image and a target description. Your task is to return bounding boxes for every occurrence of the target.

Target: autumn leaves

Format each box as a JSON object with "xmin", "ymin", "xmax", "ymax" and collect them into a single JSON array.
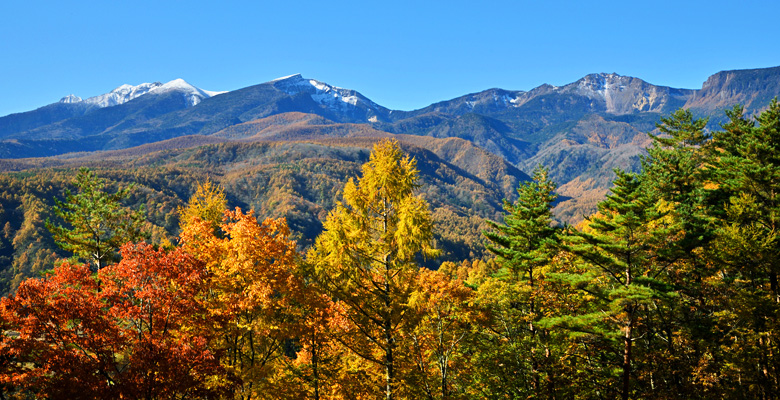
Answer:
[
  {"xmin": 9, "ymin": 103, "xmax": 780, "ymax": 400},
  {"xmin": 1, "ymin": 244, "xmax": 225, "ymax": 398},
  {"xmin": 0, "ymin": 140, "xmax": 459, "ymax": 399}
]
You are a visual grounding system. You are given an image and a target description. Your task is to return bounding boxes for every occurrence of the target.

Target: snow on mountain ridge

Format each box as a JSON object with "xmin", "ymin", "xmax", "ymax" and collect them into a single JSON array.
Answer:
[
  {"xmin": 59, "ymin": 94, "xmax": 83, "ymax": 104},
  {"xmin": 271, "ymin": 74, "xmax": 381, "ymax": 111},
  {"xmin": 59, "ymin": 79, "xmax": 224, "ymax": 108},
  {"xmin": 155, "ymin": 79, "xmax": 226, "ymax": 106},
  {"xmin": 271, "ymin": 73, "xmax": 302, "ymax": 82}
]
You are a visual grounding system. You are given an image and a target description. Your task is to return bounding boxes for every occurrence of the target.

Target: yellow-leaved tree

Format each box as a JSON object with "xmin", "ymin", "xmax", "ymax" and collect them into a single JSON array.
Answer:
[
  {"xmin": 178, "ymin": 178, "xmax": 227, "ymax": 237},
  {"xmin": 307, "ymin": 139, "xmax": 438, "ymax": 400}
]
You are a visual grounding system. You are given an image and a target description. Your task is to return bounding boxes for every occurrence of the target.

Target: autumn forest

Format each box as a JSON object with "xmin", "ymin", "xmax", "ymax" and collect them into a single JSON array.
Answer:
[{"xmin": 3, "ymin": 101, "xmax": 780, "ymax": 400}]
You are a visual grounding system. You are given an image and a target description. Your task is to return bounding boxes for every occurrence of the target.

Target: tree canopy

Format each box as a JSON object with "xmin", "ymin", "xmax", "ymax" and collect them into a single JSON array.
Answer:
[{"xmin": 5, "ymin": 104, "xmax": 780, "ymax": 399}]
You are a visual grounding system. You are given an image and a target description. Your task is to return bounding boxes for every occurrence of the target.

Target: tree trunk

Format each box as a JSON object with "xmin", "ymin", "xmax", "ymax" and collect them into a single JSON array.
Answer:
[
  {"xmin": 622, "ymin": 316, "xmax": 633, "ymax": 400},
  {"xmin": 312, "ymin": 341, "xmax": 320, "ymax": 400},
  {"xmin": 384, "ymin": 260, "xmax": 395, "ymax": 400},
  {"xmin": 385, "ymin": 321, "xmax": 394, "ymax": 400}
]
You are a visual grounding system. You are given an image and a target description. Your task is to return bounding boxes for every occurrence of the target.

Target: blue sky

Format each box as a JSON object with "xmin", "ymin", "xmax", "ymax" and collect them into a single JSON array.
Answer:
[{"xmin": 1, "ymin": 0, "xmax": 779, "ymax": 117}]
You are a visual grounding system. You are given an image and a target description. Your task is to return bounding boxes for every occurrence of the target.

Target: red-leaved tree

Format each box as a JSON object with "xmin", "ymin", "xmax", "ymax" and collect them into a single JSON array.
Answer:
[{"xmin": 0, "ymin": 243, "xmax": 235, "ymax": 399}]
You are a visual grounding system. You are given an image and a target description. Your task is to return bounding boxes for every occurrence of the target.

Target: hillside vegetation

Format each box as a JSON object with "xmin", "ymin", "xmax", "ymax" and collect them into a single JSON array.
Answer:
[
  {"xmin": 0, "ymin": 135, "xmax": 527, "ymax": 295},
  {"xmin": 3, "ymin": 99, "xmax": 780, "ymax": 399}
]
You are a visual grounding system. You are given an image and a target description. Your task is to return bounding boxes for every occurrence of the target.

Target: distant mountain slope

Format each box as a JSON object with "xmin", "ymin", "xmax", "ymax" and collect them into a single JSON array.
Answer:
[
  {"xmin": 3, "ymin": 66, "xmax": 780, "ymax": 221},
  {"xmin": 684, "ymin": 66, "xmax": 780, "ymax": 116},
  {"xmin": 0, "ymin": 134, "xmax": 528, "ymax": 295},
  {"xmin": 391, "ymin": 72, "xmax": 693, "ymax": 120},
  {"xmin": 0, "ymin": 79, "xmax": 222, "ymax": 141}
]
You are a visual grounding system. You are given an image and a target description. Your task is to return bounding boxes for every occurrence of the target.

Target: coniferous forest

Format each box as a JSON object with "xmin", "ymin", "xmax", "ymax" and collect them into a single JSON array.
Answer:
[{"xmin": 2, "ymin": 100, "xmax": 780, "ymax": 399}]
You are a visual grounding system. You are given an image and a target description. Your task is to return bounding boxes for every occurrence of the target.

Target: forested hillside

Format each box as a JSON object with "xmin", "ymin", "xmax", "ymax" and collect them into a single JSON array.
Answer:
[
  {"xmin": 0, "ymin": 135, "xmax": 527, "ymax": 295},
  {"xmin": 2, "ymin": 99, "xmax": 780, "ymax": 399}
]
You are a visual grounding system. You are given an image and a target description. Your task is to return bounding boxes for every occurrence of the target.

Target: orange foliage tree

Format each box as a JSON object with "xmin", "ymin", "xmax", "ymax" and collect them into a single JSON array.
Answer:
[
  {"xmin": 0, "ymin": 243, "xmax": 232, "ymax": 399},
  {"xmin": 179, "ymin": 207, "xmax": 302, "ymax": 399}
]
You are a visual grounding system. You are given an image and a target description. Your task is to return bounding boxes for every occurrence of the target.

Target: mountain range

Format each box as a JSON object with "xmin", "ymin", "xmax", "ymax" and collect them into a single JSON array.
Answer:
[{"xmin": 2, "ymin": 66, "xmax": 780, "ymax": 223}]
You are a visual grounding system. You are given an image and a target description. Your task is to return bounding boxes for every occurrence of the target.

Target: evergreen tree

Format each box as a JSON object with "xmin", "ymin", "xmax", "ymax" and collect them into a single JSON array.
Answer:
[
  {"xmin": 479, "ymin": 165, "xmax": 561, "ymax": 396},
  {"xmin": 550, "ymin": 170, "xmax": 674, "ymax": 400},
  {"xmin": 484, "ymin": 165, "xmax": 559, "ymax": 282},
  {"xmin": 641, "ymin": 109, "xmax": 719, "ymax": 397},
  {"xmin": 46, "ymin": 168, "xmax": 147, "ymax": 270},
  {"xmin": 643, "ymin": 108, "xmax": 711, "ymax": 255},
  {"xmin": 705, "ymin": 100, "xmax": 780, "ymax": 397},
  {"xmin": 708, "ymin": 101, "xmax": 780, "ymax": 300}
]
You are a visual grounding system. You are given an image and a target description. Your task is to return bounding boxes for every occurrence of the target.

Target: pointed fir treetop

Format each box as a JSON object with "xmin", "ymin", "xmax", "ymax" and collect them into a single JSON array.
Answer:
[
  {"xmin": 484, "ymin": 165, "xmax": 559, "ymax": 278},
  {"xmin": 651, "ymin": 108, "xmax": 709, "ymax": 148}
]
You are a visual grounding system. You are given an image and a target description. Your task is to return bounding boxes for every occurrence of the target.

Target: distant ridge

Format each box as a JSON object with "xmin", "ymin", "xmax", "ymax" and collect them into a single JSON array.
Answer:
[
  {"xmin": 0, "ymin": 79, "xmax": 223, "ymax": 143},
  {"xmin": 2, "ymin": 65, "xmax": 780, "ymax": 222},
  {"xmin": 58, "ymin": 78, "xmax": 225, "ymax": 108}
]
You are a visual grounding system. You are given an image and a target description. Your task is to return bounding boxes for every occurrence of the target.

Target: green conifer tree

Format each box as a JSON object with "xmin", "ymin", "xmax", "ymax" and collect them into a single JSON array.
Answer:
[
  {"xmin": 643, "ymin": 108, "xmax": 711, "ymax": 254},
  {"xmin": 705, "ymin": 100, "xmax": 780, "ymax": 397},
  {"xmin": 640, "ymin": 109, "xmax": 718, "ymax": 397},
  {"xmin": 480, "ymin": 165, "xmax": 560, "ymax": 396},
  {"xmin": 549, "ymin": 170, "xmax": 674, "ymax": 400},
  {"xmin": 484, "ymin": 165, "xmax": 559, "ymax": 282},
  {"xmin": 46, "ymin": 168, "xmax": 147, "ymax": 270}
]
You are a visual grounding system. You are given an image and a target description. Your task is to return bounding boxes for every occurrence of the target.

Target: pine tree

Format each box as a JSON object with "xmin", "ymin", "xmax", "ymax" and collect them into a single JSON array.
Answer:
[
  {"xmin": 307, "ymin": 139, "xmax": 438, "ymax": 400},
  {"xmin": 705, "ymin": 100, "xmax": 780, "ymax": 397},
  {"xmin": 550, "ymin": 170, "xmax": 673, "ymax": 400},
  {"xmin": 484, "ymin": 165, "xmax": 559, "ymax": 282},
  {"xmin": 640, "ymin": 109, "xmax": 719, "ymax": 397},
  {"xmin": 45, "ymin": 168, "xmax": 147, "ymax": 270},
  {"xmin": 480, "ymin": 165, "xmax": 560, "ymax": 396},
  {"xmin": 643, "ymin": 108, "xmax": 711, "ymax": 254}
]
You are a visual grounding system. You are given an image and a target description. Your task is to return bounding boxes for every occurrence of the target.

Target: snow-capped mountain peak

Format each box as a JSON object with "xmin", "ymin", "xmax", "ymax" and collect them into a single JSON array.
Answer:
[
  {"xmin": 271, "ymin": 74, "xmax": 382, "ymax": 112},
  {"xmin": 82, "ymin": 82, "xmax": 164, "ymax": 108},
  {"xmin": 155, "ymin": 79, "xmax": 226, "ymax": 106},
  {"xmin": 59, "ymin": 94, "xmax": 83, "ymax": 104},
  {"xmin": 270, "ymin": 73, "xmax": 303, "ymax": 82},
  {"xmin": 59, "ymin": 79, "xmax": 224, "ymax": 108}
]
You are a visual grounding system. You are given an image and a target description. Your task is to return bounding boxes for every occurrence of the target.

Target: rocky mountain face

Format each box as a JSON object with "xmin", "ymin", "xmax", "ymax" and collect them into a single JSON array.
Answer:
[
  {"xmin": 554, "ymin": 73, "xmax": 694, "ymax": 115},
  {"xmin": 398, "ymin": 72, "xmax": 693, "ymax": 119},
  {"xmin": 683, "ymin": 66, "xmax": 780, "ymax": 115},
  {"xmin": 2, "ymin": 66, "xmax": 779, "ymax": 222}
]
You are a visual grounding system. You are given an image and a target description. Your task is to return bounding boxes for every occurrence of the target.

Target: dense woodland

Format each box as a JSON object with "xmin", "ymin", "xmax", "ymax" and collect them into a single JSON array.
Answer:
[
  {"xmin": 0, "ymin": 136, "xmax": 531, "ymax": 297},
  {"xmin": 2, "ymin": 101, "xmax": 780, "ymax": 399}
]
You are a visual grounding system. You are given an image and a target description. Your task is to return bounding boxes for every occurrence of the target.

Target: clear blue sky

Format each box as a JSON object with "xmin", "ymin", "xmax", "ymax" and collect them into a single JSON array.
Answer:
[{"xmin": 2, "ymin": 0, "xmax": 779, "ymax": 117}]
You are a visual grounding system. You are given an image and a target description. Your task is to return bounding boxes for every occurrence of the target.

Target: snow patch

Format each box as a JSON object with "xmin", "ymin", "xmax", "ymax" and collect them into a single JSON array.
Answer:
[
  {"xmin": 59, "ymin": 79, "xmax": 224, "ymax": 108},
  {"xmin": 155, "ymin": 79, "xmax": 226, "ymax": 106},
  {"xmin": 82, "ymin": 82, "xmax": 164, "ymax": 108},
  {"xmin": 273, "ymin": 74, "xmax": 380, "ymax": 112},
  {"xmin": 59, "ymin": 94, "xmax": 82, "ymax": 104},
  {"xmin": 271, "ymin": 73, "xmax": 302, "ymax": 82}
]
